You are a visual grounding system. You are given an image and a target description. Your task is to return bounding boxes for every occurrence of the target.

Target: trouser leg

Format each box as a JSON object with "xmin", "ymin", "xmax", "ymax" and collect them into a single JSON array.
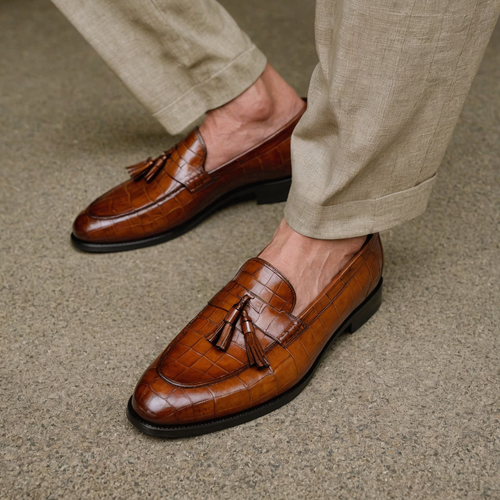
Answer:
[
  {"xmin": 285, "ymin": 0, "xmax": 500, "ymax": 239},
  {"xmin": 51, "ymin": 0, "xmax": 267, "ymax": 135}
]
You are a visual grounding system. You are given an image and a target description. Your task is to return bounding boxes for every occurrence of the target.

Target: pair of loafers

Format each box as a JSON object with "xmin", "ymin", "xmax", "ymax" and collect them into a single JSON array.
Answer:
[{"xmin": 72, "ymin": 109, "xmax": 384, "ymax": 437}]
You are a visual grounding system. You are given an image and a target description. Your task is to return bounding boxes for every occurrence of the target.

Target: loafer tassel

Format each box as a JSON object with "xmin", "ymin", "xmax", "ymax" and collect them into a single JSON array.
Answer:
[{"xmin": 241, "ymin": 310, "xmax": 269, "ymax": 368}]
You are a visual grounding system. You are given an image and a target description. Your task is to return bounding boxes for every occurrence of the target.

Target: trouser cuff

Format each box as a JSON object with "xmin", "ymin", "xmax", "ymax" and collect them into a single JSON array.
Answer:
[
  {"xmin": 153, "ymin": 46, "xmax": 267, "ymax": 135},
  {"xmin": 284, "ymin": 175, "xmax": 436, "ymax": 239}
]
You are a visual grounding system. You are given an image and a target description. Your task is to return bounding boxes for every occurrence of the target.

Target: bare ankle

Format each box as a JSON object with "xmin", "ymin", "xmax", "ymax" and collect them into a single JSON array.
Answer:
[
  {"xmin": 259, "ymin": 220, "xmax": 367, "ymax": 315},
  {"xmin": 199, "ymin": 64, "xmax": 305, "ymax": 171},
  {"xmin": 204, "ymin": 64, "xmax": 303, "ymax": 126},
  {"xmin": 217, "ymin": 77, "xmax": 275, "ymax": 124}
]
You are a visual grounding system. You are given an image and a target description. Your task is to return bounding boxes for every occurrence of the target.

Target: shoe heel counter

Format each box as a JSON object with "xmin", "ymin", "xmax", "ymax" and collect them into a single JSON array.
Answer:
[{"xmin": 345, "ymin": 278, "xmax": 383, "ymax": 334}]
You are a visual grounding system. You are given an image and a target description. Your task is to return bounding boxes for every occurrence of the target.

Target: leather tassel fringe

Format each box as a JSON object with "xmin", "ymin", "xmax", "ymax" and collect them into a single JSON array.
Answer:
[
  {"xmin": 241, "ymin": 310, "xmax": 269, "ymax": 368},
  {"xmin": 206, "ymin": 295, "xmax": 269, "ymax": 369},
  {"xmin": 126, "ymin": 152, "xmax": 171, "ymax": 182},
  {"xmin": 206, "ymin": 295, "xmax": 250, "ymax": 350},
  {"xmin": 126, "ymin": 157, "xmax": 154, "ymax": 180}
]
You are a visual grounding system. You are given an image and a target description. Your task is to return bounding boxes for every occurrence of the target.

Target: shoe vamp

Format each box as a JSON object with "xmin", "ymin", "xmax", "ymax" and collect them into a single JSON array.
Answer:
[
  {"xmin": 158, "ymin": 257, "xmax": 302, "ymax": 386},
  {"xmin": 157, "ymin": 298, "xmax": 301, "ymax": 387},
  {"xmin": 87, "ymin": 172, "xmax": 183, "ymax": 218}
]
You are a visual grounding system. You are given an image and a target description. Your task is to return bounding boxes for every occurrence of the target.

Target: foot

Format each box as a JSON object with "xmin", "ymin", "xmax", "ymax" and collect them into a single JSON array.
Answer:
[
  {"xmin": 128, "ymin": 234, "xmax": 384, "ymax": 437},
  {"xmin": 259, "ymin": 219, "xmax": 366, "ymax": 315},
  {"xmin": 200, "ymin": 63, "xmax": 306, "ymax": 172},
  {"xmin": 71, "ymin": 64, "xmax": 305, "ymax": 253}
]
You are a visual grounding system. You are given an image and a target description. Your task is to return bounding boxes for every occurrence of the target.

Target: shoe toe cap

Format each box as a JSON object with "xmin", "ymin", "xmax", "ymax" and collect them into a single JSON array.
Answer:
[
  {"xmin": 72, "ymin": 197, "xmax": 128, "ymax": 244},
  {"xmin": 131, "ymin": 366, "xmax": 186, "ymax": 426},
  {"xmin": 131, "ymin": 363, "xmax": 219, "ymax": 426},
  {"xmin": 72, "ymin": 210, "xmax": 101, "ymax": 242}
]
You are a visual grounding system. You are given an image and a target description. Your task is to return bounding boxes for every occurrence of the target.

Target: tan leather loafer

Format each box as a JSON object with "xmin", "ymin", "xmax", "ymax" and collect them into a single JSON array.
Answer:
[
  {"xmin": 71, "ymin": 108, "xmax": 304, "ymax": 253},
  {"xmin": 127, "ymin": 234, "xmax": 384, "ymax": 437}
]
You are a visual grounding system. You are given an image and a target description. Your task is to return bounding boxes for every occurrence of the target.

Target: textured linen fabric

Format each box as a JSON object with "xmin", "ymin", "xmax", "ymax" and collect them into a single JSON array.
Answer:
[
  {"xmin": 51, "ymin": 0, "xmax": 267, "ymax": 135},
  {"xmin": 52, "ymin": 0, "xmax": 500, "ymax": 238},
  {"xmin": 286, "ymin": 0, "xmax": 500, "ymax": 238}
]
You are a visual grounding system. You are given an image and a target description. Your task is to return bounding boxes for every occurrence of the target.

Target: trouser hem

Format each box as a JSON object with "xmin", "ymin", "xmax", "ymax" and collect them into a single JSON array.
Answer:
[
  {"xmin": 153, "ymin": 46, "xmax": 267, "ymax": 135},
  {"xmin": 284, "ymin": 174, "xmax": 437, "ymax": 239}
]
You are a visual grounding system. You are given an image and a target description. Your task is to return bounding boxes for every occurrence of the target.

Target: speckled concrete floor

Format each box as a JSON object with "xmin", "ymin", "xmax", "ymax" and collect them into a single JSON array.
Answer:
[{"xmin": 1, "ymin": 1, "xmax": 499, "ymax": 498}]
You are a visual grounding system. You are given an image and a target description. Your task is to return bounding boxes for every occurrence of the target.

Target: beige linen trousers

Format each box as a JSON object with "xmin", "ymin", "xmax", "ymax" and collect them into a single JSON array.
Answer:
[{"xmin": 52, "ymin": 0, "xmax": 500, "ymax": 239}]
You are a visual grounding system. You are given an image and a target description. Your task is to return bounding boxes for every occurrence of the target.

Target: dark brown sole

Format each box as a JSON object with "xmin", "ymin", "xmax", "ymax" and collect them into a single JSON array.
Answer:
[
  {"xmin": 126, "ymin": 278, "xmax": 383, "ymax": 438},
  {"xmin": 71, "ymin": 176, "xmax": 292, "ymax": 253}
]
